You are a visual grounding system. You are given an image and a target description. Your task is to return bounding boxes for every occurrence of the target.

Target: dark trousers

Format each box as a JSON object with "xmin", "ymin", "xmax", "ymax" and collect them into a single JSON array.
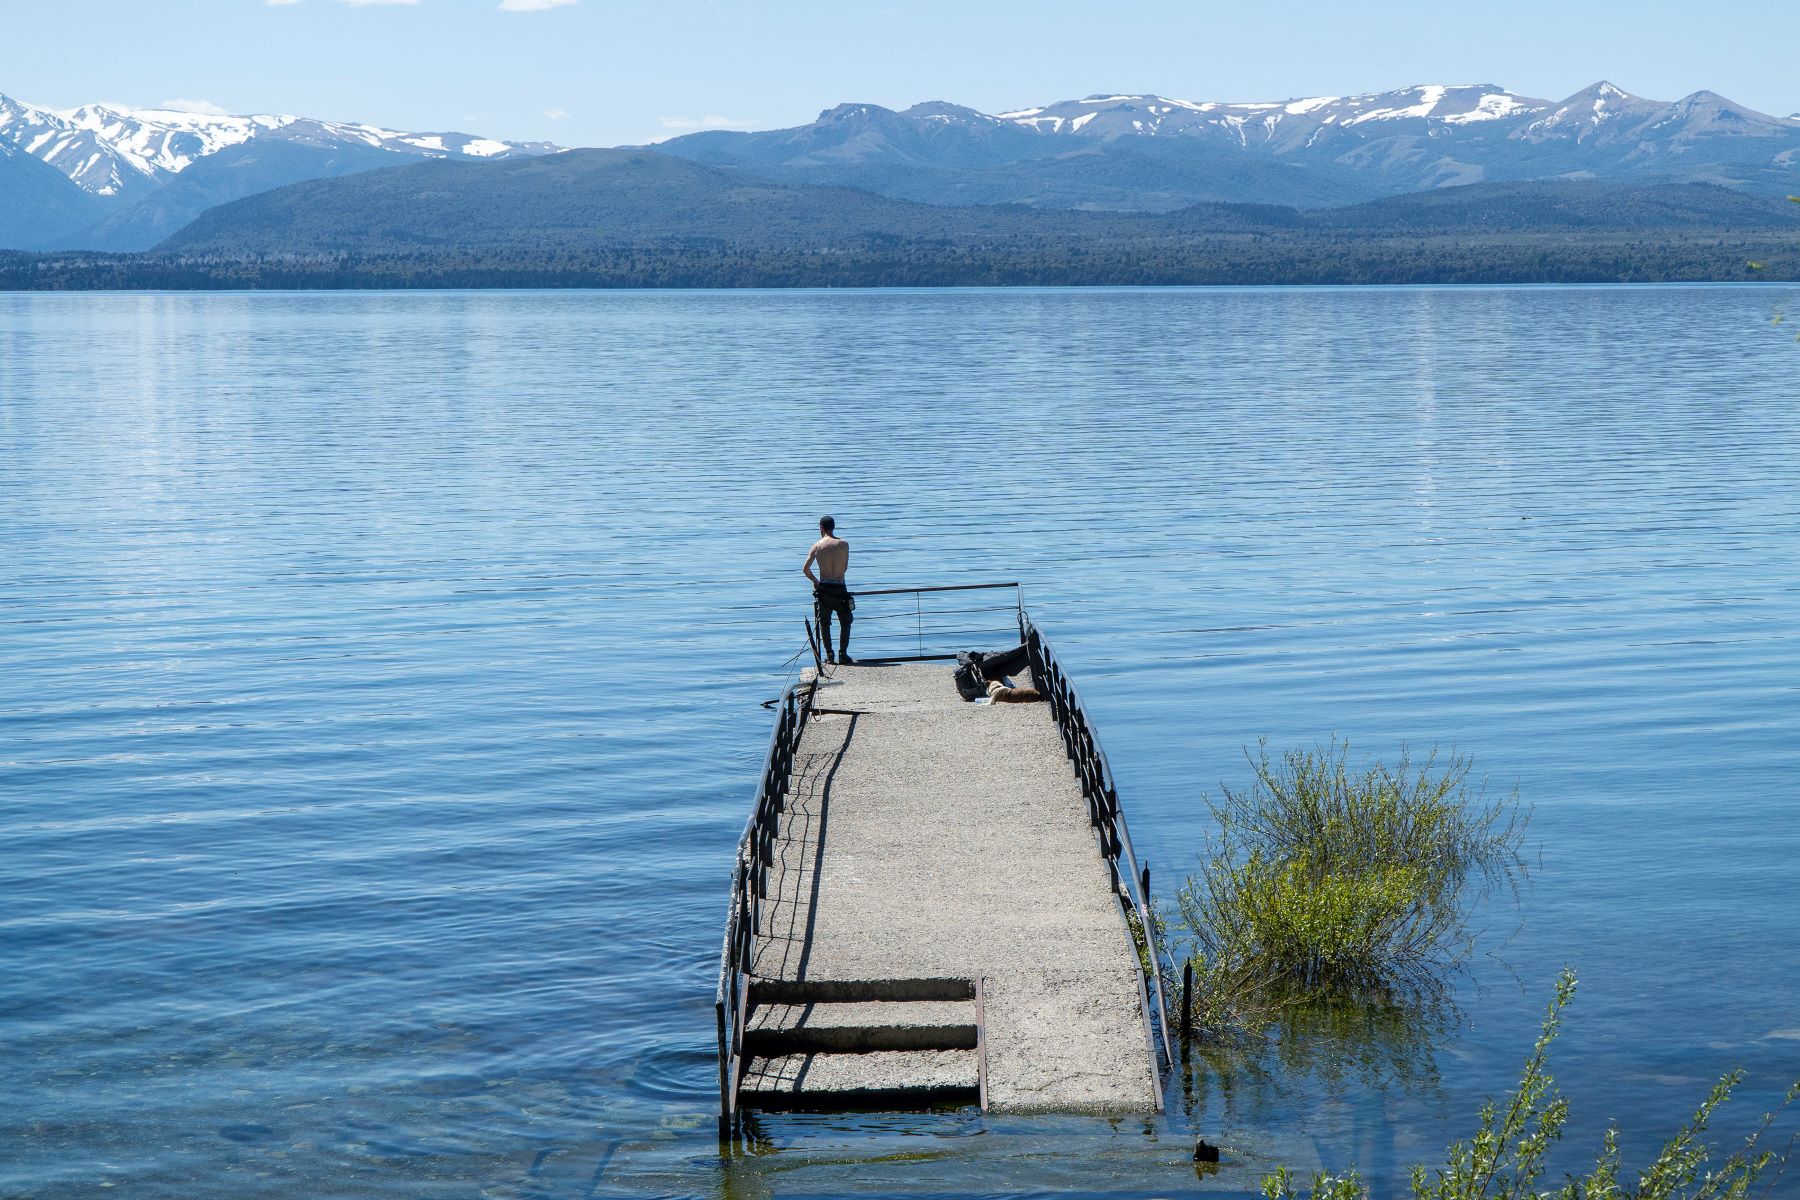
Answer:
[{"xmin": 814, "ymin": 584, "xmax": 853, "ymax": 657}]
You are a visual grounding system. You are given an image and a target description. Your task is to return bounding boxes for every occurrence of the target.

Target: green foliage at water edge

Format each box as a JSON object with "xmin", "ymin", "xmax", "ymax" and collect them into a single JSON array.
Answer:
[
  {"xmin": 1260, "ymin": 971, "xmax": 1800, "ymax": 1200},
  {"xmin": 1174, "ymin": 739, "xmax": 1527, "ymax": 1031}
]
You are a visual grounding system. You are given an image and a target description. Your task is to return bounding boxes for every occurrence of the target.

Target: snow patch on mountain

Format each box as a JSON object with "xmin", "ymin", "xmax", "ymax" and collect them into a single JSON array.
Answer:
[
  {"xmin": 1340, "ymin": 85, "xmax": 1447, "ymax": 124},
  {"xmin": 1442, "ymin": 92, "xmax": 1535, "ymax": 124},
  {"xmin": 976, "ymin": 84, "xmax": 1556, "ymax": 145}
]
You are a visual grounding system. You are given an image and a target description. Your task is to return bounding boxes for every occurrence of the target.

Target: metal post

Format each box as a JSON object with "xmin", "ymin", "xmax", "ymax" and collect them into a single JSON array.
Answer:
[
  {"xmin": 716, "ymin": 999, "xmax": 731, "ymax": 1140},
  {"xmin": 915, "ymin": 591, "xmax": 923, "ymax": 657},
  {"xmin": 1180, "ymin": 961, "xmax": 1193, "ymax": 1050},
  {"xmin": 804, "ymin": 618, "xmax": 824, "ymax": 685},
  {"xmin": 975, "ymin": 976, "xmax": 990, "ymax": 1113}
]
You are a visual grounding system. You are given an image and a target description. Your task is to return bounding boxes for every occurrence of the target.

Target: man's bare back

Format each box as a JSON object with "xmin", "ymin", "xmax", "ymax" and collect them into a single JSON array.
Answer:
[{"xmin": 805, "ymin": 535, "xmax": 849, "ymax": 584}]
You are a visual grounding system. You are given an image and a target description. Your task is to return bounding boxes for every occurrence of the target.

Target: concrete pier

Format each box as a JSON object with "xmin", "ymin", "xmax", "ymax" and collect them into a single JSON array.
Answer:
[{"xmin": 738, "ymin": 660, "xmax": 1160, "ymax": 1115}]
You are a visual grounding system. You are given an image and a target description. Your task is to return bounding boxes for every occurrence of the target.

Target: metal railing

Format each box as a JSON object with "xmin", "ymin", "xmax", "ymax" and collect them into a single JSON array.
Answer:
[
  {"xmin": 1020, "ymin": 612, "xmax": 1176, "ymax": 1078},
  {"xmin": 827, "ymin": 581, "xmax": 1023, "ymax": 662},
  {"xmin": 716, "ymin": 682, "xmax": 809, "ymax": 1138}
]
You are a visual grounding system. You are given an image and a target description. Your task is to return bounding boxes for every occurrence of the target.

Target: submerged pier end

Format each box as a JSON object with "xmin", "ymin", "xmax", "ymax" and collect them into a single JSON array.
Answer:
[{"xmin": 718, "ymin": 591, "xmax": 1171, "ymax": 1131}]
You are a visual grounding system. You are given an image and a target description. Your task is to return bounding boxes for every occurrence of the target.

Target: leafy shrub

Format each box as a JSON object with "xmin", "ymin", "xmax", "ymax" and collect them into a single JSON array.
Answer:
[
  {"xmin": 1175, "ymin": 739, "xmax": 1526, "ymax": 1028},
  {"xmin": 1259, "ymin": 970, "xmax": 1798, "ymax": 1200}
]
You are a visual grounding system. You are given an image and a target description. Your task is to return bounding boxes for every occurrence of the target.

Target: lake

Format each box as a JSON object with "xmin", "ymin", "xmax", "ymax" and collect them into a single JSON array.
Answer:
[{"xmin": 2, "ymin": 285, "xmax": 1797, "ymax": 1198}]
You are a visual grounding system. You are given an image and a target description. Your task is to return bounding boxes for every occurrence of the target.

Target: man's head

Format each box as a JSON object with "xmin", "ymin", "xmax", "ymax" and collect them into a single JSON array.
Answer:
[{"xmin": 819, "ymin": 515, "xmax": 835, "ymax": 536}]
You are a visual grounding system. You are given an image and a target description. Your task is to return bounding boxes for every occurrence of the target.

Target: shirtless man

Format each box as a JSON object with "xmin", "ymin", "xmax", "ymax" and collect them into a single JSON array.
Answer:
[{"xmin": 803, "ymin": 515, "xmax": 854, "ymax": 665}]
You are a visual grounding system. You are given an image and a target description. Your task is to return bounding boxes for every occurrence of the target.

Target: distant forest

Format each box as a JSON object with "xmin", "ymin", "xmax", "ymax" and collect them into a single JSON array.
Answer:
[{"xmin": 4, "ymin": 233, "xmax": 1796, "ymax": 291}]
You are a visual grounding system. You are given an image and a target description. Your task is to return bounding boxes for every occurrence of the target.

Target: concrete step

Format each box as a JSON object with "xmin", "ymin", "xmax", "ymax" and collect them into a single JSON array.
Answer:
[
  {"xmin": 749, "ymin": 976, "xmax": 975, "ymax": 1005},
  {"xmin": 745, "ymin": 999, "xmax": 977, "ymax": 1055},
  {"xmin": 739, "ymin": 1049, "xmax": 979, "ymax": 1111}
]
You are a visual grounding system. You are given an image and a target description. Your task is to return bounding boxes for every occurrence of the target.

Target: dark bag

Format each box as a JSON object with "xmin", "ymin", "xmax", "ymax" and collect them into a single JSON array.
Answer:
[
  {"xmin": 978, "ymin": 644, "xmax": 1030, "ymax": 682},
  {"xmin": 953, "ymin": 652, "xmax": 987, "ymax": 702}
]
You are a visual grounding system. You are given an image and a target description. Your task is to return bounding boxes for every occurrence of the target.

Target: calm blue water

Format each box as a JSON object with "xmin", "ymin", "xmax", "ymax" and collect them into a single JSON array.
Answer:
[{"xmin": 2, "ymin": 286, "xmax": 1797, "ymax": 1199}]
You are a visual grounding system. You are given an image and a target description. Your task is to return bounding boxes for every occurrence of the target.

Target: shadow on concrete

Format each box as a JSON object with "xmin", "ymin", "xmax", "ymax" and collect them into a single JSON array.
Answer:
[{"xmin": 757, "ymin": 712, "xmax": 859, "ymax": 982}]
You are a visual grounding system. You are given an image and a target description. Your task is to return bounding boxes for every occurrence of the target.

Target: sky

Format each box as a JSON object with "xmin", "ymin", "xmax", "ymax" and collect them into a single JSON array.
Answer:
[{"xmin": 2, "ymin": 0, "xmax": 1795, "ymax": 149}]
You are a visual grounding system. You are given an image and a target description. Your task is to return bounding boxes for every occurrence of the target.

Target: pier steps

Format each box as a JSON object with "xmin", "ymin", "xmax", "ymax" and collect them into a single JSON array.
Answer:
[
  {"xmin": 739, "ymin": 1048, "xmax": 979, "ymax": 1111},
  {"xmin": 745, "ymin": 999, "xmax": 977, "ymax": 1055},
  {"xmin": 738, "ymin": 979, "xmax": 985, "ymax": 1111}
]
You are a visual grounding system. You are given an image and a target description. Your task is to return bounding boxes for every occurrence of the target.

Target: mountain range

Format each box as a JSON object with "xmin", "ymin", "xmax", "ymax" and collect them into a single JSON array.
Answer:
[
  {"xmin": 0, "ymin": 94, "xmax": 558, "ymax": 250},
  {"xmin": 655, "ymin": 82, "xmax": 1800, "ymax": 212},
  {"xmin": 1, "ymin": 80, "xmax": 1798, "ymax": 276}
]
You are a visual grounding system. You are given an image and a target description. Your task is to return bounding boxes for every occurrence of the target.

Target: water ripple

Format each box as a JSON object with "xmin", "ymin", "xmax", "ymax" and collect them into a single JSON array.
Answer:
[{"xmin": 3, "ymin": 286, "xmax": 1798, "ymax": 1198}]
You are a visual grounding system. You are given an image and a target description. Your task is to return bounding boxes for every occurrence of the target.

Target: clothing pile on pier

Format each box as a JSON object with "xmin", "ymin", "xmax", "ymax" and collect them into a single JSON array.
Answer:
[{"xmin": 952, "ymin": 645, "xmax": 1042, "ymax": 704}]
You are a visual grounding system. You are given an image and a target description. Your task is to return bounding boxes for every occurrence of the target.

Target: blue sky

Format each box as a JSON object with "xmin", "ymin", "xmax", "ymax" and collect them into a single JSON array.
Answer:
[{"xmin": 2, "ymin": 0, "xmax": 1794, "ymax": 148}]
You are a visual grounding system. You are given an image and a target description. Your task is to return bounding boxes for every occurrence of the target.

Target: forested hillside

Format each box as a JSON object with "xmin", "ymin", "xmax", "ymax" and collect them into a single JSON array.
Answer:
[{"xmin": 6, "ymin": 150, "xmax": 1797, "ymax": 290}]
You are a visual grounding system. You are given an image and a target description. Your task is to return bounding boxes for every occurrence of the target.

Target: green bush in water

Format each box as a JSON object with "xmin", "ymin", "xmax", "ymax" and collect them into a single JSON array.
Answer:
[
  {"xmin": 1175, "ymin": 738, "xmax": 1527, "ymax": 1026},
  {"xmin": 1260, "ymin": 971, "xmax": 1799, "ymax": 1200}
]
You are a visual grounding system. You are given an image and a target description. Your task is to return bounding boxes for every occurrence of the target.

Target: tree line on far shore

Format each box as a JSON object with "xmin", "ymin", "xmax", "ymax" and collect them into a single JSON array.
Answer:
[{"xmin": 2, "ymin": 230, "xmax": 1795, "ymax": 292}]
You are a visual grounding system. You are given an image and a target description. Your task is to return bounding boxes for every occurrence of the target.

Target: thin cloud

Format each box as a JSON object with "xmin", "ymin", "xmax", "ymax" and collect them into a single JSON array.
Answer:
[
  {"xmin": 265, "ymin": 0, "xmax": 301, "ymax": 6},
  {"xmin": 543, "ymin": 107, "xmax": 571, "ymax": 120},
  {"xmin": 341, "ymin": 0, "xmax": 421, "ymax": 6},
  {"xmin": 499, "ymin": 0, "xmax": 577, "ymax": 10},
  {"xmin": 161, "ymin": 99, "xmax": 231, "ymax": 115}
]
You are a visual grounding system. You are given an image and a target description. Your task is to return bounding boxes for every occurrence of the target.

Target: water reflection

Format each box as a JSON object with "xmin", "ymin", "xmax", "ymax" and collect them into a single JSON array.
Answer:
[
  {"xmin": 1184, "ymin": 989, "xmax": 1454, "ymax": 1125},
  {"xmin": 1173, "ymin": 991, "xmax": 1457, "ymax": 1190}
]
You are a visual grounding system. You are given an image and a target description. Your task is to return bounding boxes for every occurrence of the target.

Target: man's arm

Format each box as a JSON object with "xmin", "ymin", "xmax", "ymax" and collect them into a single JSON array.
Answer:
[{"xmin": 803, "ymin": 543, "xmax": 819, "ymax": 585}]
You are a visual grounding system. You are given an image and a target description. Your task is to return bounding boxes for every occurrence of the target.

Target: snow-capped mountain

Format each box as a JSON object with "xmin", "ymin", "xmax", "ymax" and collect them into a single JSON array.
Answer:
[
  {"xmin": 658, "ymin": 81, "xmax": 1800, "ymax": 212},
  {"xmin": 6, "ymin": 79, "xmax": 1798, "ymax": 253},
  {"xmin": 0, "ymin": 94, "xmax": 555, "ymax": 197},
  {"xmin": 1517, "ymin": 82, "xmax": 1800, "ymax": 146},
  {"xmin": 846, "ymin": 81, "xmax": 1799, "ymax": 150},
  {"xmin": 0, "ymin": 91, "xmax": 560, "ymax": 250}
]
